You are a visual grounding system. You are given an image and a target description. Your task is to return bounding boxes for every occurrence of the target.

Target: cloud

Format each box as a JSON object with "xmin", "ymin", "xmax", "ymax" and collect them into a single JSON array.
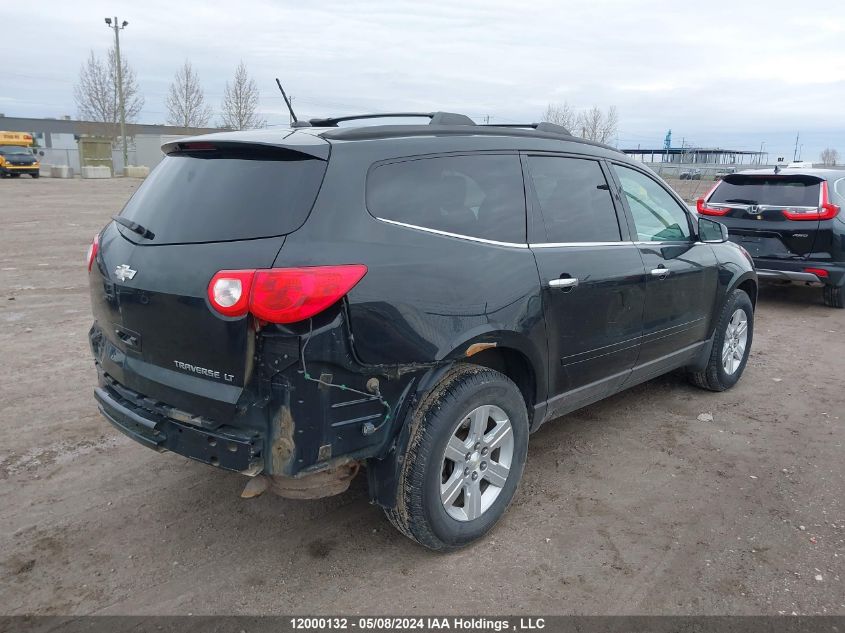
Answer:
[{"xmin": 1, "ymin": 0, "xmax": 843, "ymax": 158}]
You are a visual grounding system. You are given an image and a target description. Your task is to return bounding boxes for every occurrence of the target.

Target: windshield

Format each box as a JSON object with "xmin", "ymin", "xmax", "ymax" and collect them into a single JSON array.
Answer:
[
  {"xmin": 710, "ymin": 175, "xmax": 821, "ymax": 207},
  {"xmin": 117, "ymin": 146, "xmax": 327, "ymax": 244},
  {"xmin": 0, "ymin": 146, "xmax": 33, "ymax": 156}
]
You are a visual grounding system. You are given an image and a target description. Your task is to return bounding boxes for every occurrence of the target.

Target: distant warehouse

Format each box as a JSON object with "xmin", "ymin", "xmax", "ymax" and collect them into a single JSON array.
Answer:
[
  {"xmin": 622, "ymin": 146, "xmax": 766, "ymax": 165},
  {"xmin": 0, "ymin": 114, "xmax": 218, "ymax": 174}
]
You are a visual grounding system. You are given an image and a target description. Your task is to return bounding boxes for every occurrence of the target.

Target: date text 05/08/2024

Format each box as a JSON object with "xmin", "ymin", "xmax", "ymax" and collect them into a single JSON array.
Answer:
[{"xmin": 289, "ymin": 617, "xmax": 546, "ymax": 631}]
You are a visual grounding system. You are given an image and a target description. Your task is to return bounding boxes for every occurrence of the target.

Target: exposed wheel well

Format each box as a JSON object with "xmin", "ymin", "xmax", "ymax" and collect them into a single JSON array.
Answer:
[
  {"xmin": 464, "ymin": 347, "xmax": 536, "ymax": 422},
  {"xmin": 737, "ymin": 278, "xmax": 758, "ymax": 309}
]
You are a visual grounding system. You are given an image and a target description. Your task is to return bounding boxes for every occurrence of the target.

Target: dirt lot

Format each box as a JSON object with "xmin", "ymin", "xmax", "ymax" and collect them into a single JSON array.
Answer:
[
  {"xmin": 664, "ymin": 176, "xmax": 719, "ymax": 204},
  {"xmin": 1, "ymin": 177, "xmax": 843, "ymax": 616}
]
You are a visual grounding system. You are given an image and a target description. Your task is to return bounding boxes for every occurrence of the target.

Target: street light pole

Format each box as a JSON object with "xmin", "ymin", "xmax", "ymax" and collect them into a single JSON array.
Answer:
[{"xmin": 105, "ymin": 17, "xmax": 129, "ymax": 171}]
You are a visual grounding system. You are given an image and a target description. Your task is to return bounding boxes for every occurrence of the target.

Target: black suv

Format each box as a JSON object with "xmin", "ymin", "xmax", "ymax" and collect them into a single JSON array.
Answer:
[
  {"xmin": 697, "ymin": 167, "xmax": 845, "ymax": 307},
  {"xmin": 88, "ymin": 113, "xmax": 757, "ymax": 549}
]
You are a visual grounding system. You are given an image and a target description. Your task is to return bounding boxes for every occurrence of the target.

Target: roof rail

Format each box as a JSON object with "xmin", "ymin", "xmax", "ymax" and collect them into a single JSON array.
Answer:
[
  {"xmin": 481, "ymin": 121, "xmax": 572, "ymax": 136},
  {"xmin": 319, "ymin": 124, "xmax": 616, "ymax": 151},
  {"xmin": 309, "ymin": 111, "xmax": 476, "ymax": 127}
]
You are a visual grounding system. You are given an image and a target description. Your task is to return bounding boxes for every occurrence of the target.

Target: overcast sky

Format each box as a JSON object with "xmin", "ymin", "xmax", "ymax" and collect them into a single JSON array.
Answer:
[{"xmin": 2, "ymin": 0, "xmax": 843, "ymax": 160}]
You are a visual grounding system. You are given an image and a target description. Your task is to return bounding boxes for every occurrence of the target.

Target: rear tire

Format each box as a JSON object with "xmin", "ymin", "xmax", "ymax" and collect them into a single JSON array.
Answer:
[
  {"xmin": 31, "ymin": 173, "xmax": 39, "ymax": 179},
  {"xmin": 384, "ymin": 364, "xmax": 529, "ymax": 550},
  {"xmin": 689, "ymin": 288, "xmax": 754, "ymax": 392},
  {"xmin": 823, "ymin": 285, "xmax": 844, "ymax": 309}
]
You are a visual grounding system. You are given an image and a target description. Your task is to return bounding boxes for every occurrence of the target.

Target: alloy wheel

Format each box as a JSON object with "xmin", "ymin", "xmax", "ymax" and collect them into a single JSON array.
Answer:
[
  {"xmin": 722, "ymin": 308, "xmax": 749, "ymax": 375},
  {"xmin": 439, "ymin": 404, "xmax": 515, "ymax": 521}
]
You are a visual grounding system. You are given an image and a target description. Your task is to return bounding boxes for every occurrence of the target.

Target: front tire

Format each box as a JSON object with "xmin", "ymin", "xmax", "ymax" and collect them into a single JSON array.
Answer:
[
  {"xmin": 823, "ymin": 284, "xmax": 844, "ymax": 309},
  {"xmin": 31, "ymin": 172, "xmax": 39, "ymax": 179},
  {"xmin": 689, "ymin": 288, "xmax": 754, "ymax": 391},
  {"xmin": 385, "ymin": 364, "xmax": 529, "ymax": 550}
]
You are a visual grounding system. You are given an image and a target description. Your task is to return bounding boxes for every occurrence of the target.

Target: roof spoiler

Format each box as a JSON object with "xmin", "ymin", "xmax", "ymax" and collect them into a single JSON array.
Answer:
[{"xmin": 161, "ymin": 136, "xmax": 330, "ymax": 161}]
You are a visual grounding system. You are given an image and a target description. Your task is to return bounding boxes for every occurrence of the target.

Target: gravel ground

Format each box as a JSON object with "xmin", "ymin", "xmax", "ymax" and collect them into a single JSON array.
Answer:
[{"xmin": 1, "ymin": 177, "xmax": 843, "ymax": 615}]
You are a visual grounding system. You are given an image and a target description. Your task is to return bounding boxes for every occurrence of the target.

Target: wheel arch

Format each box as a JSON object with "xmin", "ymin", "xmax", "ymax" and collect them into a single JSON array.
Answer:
[
  {"xmin": 367, "ymin": 337, "xmax": 544, "ymax": 510},
  {"xmin": 460, "ymin": 346, "xmax": 537, "ymax": 424},
  {"xmin": 735, "ymin": 273, "xmax": 758, "ymax": 309},
  {"xmin": 437, "ymin": 328, "xmax": 547, "ymax": 416}
]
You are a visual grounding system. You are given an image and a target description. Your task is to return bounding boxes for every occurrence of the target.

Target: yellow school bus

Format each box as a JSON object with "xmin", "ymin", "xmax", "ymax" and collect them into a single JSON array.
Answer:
[{"xmin": 0, "ymin": 131, "xmax": 40, "ymax": 178}]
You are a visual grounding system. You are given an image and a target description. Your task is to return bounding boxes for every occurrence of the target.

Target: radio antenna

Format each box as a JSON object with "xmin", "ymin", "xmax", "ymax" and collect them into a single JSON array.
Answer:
[{"xmin": 275, "ymin": 78, "xmax": 305, "ymax": 126}]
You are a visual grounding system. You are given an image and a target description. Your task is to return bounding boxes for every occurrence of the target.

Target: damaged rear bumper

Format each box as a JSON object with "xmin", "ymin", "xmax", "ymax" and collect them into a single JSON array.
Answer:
[
  {"xmin": 90, "ymin": 308, "xmax": 425, "ymax": 485},
  {"xmin": 95, "ymin": 374, "xmax": 264, "ymax": 476}
]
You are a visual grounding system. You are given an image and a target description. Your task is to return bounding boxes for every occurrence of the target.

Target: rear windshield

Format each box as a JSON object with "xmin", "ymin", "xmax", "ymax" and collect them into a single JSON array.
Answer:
[
  {"xmin": 710, "ymin": 175, "xmax": 821, "ymax": 207},
  {"xmin": 117, "ymin": 146, "xmax": 327, "ymax": 244}
]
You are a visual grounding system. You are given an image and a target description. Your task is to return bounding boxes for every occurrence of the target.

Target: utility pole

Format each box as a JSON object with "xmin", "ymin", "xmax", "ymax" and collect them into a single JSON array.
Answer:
[
  {"xmin": 483, "ymin": 115, "xmax": 490, "ymax": 124},
  {"xmin": 793, "ymin": 132, "xmax": 800, "ymax": 162},
  {"xmin": 105, "ymin": 16, "xmax": 129, "ymax": 170}
]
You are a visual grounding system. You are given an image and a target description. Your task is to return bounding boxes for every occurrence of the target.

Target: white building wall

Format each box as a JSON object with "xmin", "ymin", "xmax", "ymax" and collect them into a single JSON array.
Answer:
[{"xmin": 135, "ymin": 134, "xmax": 189, "ymax": 169}]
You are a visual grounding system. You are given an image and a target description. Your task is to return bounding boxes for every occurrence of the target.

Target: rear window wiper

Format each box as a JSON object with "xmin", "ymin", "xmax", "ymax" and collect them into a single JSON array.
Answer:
[
  {"xmin": 113, "ymin": 216, "xmax": 155, "ymax": 240},
  {"xmin": 723, "ymin": 198, "xmax": 758, "ymax": 204}
]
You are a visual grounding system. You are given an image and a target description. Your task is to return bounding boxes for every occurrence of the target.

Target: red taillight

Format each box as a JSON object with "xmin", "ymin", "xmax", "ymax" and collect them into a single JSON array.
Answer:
[
  {"xmin": 696, "ymin": 198, "xmax": 730, "ymax": 216},
  {"xmin": 251, "ymin": 265, "xmax": 368, "ymax": 323},
  {"xmin": 86, "ymin": 233, "xmax": 99, "ymax": 272},
  {"xmin": 208, "ymin": 270, "xmax": 254, "ymax": 317},
  {"xmin": 783, "ymin": 181, "xmax": 840, "ymax": 221},
  {"xmin": 696, "ymin": 183, "xmax": 728, "ymax": 216},
  {"xmin": 207, "ymin": 265, "xmax": 368, "ymax": 323},
  {"xmin": 804, "ymin": 267, "xmax": 829, "ymax": 279}
]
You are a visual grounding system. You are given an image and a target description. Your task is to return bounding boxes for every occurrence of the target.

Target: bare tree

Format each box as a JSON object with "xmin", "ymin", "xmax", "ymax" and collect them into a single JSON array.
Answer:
[
  {"xmin": 74, "ymin": 48, "xmax": 144, "ymax": 136},
  {"xmin": 220, "ymin": 61, "xmax": 265, "ymax": 130},
  {"xmin": 599, "ymin": 105, "xmax": 618, "ymax": 144},
  {"xmin": 542, "ymin": 102, "xmax": 577, "ymax": 131},
  {"xmin": 542, "ymin": 102, "xmax": 619, "ymax": 144},
  {"xmin": 576, "ymin": 105, "xmax": 618, "ymax": 144},
  {"xmin": 820, "ymin": 147, "xmax": 839, "ymax": 166},
  {"xmin": 166, "ymin": 60, "xmax": 213, "ymax": 128},
  {"xmin": 576, "ymin": 106, "xmax": 603, "ymax": 141},
  {"xmin": 74, "ymin": 52, "xmax": 112, "ymax": 124}
]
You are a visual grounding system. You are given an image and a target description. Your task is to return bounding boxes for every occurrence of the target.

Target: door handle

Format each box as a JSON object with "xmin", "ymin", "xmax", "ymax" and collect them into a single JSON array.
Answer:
[
  {"xmin": 549, "ymin": 277, "xmax": 579, "ymax": 289},
  {"xmin": 651, "ymin": 267, "xmax": 670, "ymax": 278}
]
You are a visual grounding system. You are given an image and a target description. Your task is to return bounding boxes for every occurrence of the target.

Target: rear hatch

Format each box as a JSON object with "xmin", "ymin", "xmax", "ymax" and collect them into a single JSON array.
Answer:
[
  {"xmin": 90, "ymin": 137, "xmax": 328, "ymax": 421},
  {"xmin": 698, "ymin": 173, "xmax": 825, "ymax": 260}
]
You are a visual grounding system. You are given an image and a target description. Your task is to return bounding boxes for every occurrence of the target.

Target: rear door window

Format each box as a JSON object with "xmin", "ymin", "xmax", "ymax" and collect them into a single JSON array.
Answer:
[
  {"xmin": 117, "ymin": 146, "xmax": 327, "ymax": 244},
  {"xmin": 367, "ymin": 154, "xmax": 526, "ymax": 243},
  {"xmin": 710, "ymin": 175, "xmax": 821, "ymax": 207},
  {"xmin": 526, "ymin": 156, "xmax": 621, "ymax": 242},
  {"xmin": 612, "ymin": 164, "xmax": 691, "ymax": 242}
]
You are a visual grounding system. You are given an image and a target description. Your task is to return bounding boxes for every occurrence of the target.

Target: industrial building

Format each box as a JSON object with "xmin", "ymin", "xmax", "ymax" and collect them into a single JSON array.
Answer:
[
  {"xmin": 621, "ymin": 146, "xmax": 767, "ymax": 165},
  {"xmin": 0, "ymin": 115, "xmax": 218, "ymax": 174}
]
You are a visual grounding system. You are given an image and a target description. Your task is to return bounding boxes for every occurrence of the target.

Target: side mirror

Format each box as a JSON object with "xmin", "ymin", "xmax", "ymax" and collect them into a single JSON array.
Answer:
[{"xmin": 699, "ymin": 216, "xmax": 728, "ymax": 243}]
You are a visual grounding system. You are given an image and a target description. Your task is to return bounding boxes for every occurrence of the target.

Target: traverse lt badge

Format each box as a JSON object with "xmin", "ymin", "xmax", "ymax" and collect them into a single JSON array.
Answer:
[{"xmin": 114, "ymin": 264, "xmax": 137, "ymax": 282}]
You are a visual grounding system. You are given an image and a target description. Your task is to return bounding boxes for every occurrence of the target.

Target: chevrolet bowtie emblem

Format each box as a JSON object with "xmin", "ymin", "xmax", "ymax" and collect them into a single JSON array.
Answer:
[{"xmin": 114, "ymin": 264, "xmax": 137, "ymax": 282}]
